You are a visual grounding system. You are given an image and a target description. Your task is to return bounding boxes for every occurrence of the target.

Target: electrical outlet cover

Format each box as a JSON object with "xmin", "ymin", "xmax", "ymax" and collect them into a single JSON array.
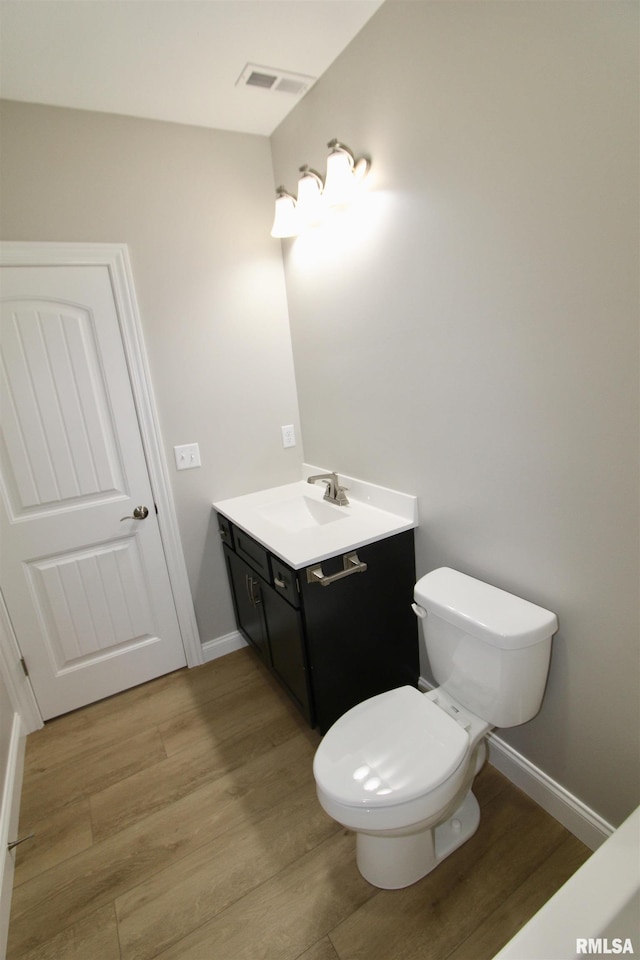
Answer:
[{"xmin": 281, "ymin": 425, "xmax": 296, "ymax": 448}]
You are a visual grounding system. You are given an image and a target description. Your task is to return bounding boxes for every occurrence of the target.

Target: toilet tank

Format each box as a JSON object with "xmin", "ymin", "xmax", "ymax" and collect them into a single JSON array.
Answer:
[{"xmin": 414, "ymin": 568, "xmax": 558, "ymax": 728}]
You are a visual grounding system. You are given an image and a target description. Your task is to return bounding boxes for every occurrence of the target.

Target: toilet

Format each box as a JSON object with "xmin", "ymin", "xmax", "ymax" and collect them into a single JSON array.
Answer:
[{"xmin": 313, "ymin": 567, "xmax": 558, "ymax": 889}]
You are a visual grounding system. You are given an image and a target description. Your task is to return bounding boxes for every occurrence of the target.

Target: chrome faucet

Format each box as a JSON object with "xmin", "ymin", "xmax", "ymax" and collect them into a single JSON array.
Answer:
[{"xmin": 307, "ymin": 471, "xmax": 349, "ymax": 506}]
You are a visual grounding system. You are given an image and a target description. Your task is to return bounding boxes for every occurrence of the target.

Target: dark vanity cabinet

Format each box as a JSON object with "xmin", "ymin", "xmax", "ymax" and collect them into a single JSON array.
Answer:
[{"xmin": 218, "ymin": 513, "xmax": 418, "ymax": 733}]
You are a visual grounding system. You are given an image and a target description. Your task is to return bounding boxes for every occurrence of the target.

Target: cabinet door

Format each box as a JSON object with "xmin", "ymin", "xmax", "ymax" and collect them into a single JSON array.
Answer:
[
  {"xmin": 301, "ymin": 530, "xmax": 419, "ymax": 733},
  {"xmin": 262, "ymin": 588, "xmax": 313, "ymax": 725},
  {"xmin": 224, "ymin": 547, "xmax": 270, "ymax": 665}
]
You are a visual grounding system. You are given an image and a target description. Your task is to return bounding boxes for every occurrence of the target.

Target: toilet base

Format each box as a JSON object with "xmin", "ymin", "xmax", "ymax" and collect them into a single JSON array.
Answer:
[{"xmin": 355, "ymin": 791, "xmax": 481, "ymax": 889}]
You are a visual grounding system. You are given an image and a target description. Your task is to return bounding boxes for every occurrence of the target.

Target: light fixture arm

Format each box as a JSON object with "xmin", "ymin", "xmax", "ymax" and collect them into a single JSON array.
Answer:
[
  {"xmin": 327, "ymin": 139, "xmax": 371, "ymax": 180},
  {"xmin": 298, "ymin": 165, "xmax": 324, "ymax": 189},
  {"xmin": 326, "ymin": 139, "xmax": 355, "ymax": 168},
  {"xmin": 275, "ymin": 185, "xmax": 295, "ymax": 201}
]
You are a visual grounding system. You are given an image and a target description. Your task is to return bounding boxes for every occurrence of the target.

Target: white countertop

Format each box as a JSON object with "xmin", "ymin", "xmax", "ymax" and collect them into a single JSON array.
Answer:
[{"xmin": 213, "ymin": 467, "xmax": 418, "ymax": 569}]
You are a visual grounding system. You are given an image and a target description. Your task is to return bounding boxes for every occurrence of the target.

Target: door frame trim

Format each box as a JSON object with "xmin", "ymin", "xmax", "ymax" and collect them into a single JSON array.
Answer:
[{"xmin": 1, "ymin": 241, "xmax": 202, "ymax": 728}]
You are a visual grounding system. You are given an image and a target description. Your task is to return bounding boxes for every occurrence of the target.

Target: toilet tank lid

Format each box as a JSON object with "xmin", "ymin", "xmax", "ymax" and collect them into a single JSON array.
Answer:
[{"xmin": 414, "ymin": 568, "xmax": 558, "ymax": 649}]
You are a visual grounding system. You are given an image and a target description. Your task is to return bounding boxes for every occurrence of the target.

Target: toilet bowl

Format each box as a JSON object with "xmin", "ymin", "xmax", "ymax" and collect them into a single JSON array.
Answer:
[
  {"xmin": 313, "ymin": 684, "xmax": 490, "ymax": 888},
  {"xmin": 313, "ymin": 567, "xmax": 558, "ymax": 889}
]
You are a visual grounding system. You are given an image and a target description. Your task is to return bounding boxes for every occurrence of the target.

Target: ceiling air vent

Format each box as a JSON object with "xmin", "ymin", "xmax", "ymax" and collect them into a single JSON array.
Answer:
[
  {"xmin": 236, "ymin": 63, "xmax": 315, "ymax": 97},
  {"xmin": 245, "ymin": 70, "xmax": 277, "ymax": 90}
]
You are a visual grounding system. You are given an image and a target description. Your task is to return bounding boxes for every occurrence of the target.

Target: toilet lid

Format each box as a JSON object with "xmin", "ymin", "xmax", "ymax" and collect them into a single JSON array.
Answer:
[{"xmin": 314, "ymin": 686, "xmax": 469, "ymax": 808}]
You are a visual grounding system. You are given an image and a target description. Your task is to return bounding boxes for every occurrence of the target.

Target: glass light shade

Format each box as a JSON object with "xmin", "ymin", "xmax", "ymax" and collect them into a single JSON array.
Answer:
[
  {"xmin": 296, "ymin": 170, "xmax": 324, "ymax": 227},
  {"xmin": 323, "ymin": 148, "xmax": 355, "ymax": 207},
  {"xmin": 270, "ymin": 191, "xmax": 298, "ymax": 238}
]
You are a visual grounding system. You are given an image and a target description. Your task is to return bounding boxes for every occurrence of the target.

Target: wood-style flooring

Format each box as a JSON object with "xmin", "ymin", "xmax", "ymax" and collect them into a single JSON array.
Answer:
[{"xmin": 7, "ymin": 648, "xmax": 591, "ymax": 960}]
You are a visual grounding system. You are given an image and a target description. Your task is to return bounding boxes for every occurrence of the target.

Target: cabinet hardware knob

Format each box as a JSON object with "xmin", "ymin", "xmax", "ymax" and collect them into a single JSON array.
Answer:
[
  {"xmin": 245, "ymin": 574, "xmax": 262, "ymax": 605},
  {"xmin": 251, "ymin": 579, "xmax": 262, "ymax": 604}
]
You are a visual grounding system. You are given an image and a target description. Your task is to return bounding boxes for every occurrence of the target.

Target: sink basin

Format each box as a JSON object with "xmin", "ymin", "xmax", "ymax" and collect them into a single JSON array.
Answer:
[
  {"xmin": 255, "ymin": 495, "xmax": 349, "ymax": 532},
  {"xmin": 214, "ymin": 474, "xmax": 417, "ymax": 569}
]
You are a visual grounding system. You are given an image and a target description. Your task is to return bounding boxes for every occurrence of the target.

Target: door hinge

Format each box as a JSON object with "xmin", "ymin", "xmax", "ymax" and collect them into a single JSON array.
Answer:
[
  {"xmin": 154, "ymin": 503, "xmax": 158, "ymax": 515},
  {"xmin": 20, "ymin": 657, "xmax": 29, "ymax": 678}
]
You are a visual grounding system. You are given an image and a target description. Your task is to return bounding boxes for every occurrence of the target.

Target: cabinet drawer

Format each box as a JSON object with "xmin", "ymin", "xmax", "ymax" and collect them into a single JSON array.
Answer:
[
  {"xmin": 234, "ymin": 528, "xmax": 271, "ymax": 579},
  {"xmin": 217, "ymin": 513, "xmax": 234, "ymax": 548},
  {"xmin": 271, "ymin": 557, "xmax": 300, "ymax": 608}
]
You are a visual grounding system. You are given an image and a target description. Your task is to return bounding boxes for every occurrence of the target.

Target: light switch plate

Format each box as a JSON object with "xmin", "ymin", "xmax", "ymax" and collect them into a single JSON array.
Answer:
[{"xmin": 174, "ymin": 442, "xmax": 201, "ymax": 470}]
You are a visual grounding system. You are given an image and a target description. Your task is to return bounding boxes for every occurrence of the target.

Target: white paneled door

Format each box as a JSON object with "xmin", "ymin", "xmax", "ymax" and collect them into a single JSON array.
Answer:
[{"xmin": 0, "ymin": 264, "xmax": 187, "ymax": 719}]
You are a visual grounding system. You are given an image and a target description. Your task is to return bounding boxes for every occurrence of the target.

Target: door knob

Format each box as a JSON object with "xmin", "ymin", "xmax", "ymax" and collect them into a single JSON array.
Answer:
[{"xmin": 120, "ymin": 505, "xmax": 149, "ymax": 521}]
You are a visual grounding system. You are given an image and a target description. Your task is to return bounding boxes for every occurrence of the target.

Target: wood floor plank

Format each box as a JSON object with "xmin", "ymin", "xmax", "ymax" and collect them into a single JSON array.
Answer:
[
  {"xmin": 116, "ymin": 779, "xmax": 339, "ymax": 960},
  {"xmin": 14, "ymin": 797, "xmax": 93, "ymax": 887},
  {"xmin": 300, "ymin": 938, "xmax": 341, "ymax": 960},
  {"xmin": 148, "ymin": 831, "xmax": 378, "ymax": 960},
  {"xmin": 22, "ymin": 650, "xmax": 260, "ymax": 776},
  {"xmin": 18, "ymin": 727, "xmax": 167, "ymax": 824},
  {"xmin": 328, "ymin": 785, "xmax": 568, "ymax": 960},
  {"xmin": 157, "ymin": 667, "xmax": 299, "ymax": 757},
  {"xmin": 446, "ymin": 833, "xmax": 592, "ymax": 960},
  {"xmin": 7, "ymin": 729, "xmax": 318, "ymax": 957},
  {"xmin": 90, "ymin": 709, "xmax": 313, "ymax": 842},
  {"xmin": 11, "ymin": 903, "xmax": 120, "ymax": 960}
]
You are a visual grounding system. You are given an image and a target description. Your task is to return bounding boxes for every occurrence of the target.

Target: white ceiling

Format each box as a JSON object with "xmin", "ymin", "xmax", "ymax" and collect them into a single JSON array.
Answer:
[{"xmin": 0, "ymin": 0, "xmax": 383, "ymax": 136}]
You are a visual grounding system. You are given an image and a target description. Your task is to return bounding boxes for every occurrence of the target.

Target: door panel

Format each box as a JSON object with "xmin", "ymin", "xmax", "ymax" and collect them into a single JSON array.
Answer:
[
  {"xmin": 0, "ymin": 265, "xmax": 187, "ymax": 719},
  {"xmin": 1, "ymin": 301, "xmax": 125, "ymax": 515},
  {"xmin": 28, "ymin": 537, "xmax": 155, "ymax": 664}
]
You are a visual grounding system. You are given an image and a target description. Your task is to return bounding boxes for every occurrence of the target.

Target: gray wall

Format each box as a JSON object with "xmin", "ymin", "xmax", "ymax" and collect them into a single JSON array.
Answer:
[
  {"xmin": 271, "ymin": 0, "xmax": 639, "ymax": 827},
  {"xmin": 0, "ymin": 101, "xmax": 303, "ymax": 646}
]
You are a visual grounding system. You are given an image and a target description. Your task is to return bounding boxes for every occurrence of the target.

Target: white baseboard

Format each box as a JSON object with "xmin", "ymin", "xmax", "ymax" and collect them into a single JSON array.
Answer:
[
  {"xmin": 201, "ymin": 630, "xmax": 247, "ymax": 663},
  {"xmin": 0, "ymin": 713, "xmax": 26, "ymax": 960},
  {"xmin": 417, "ymin": 676, "xmax": 612, "ymax": 851},
  {"xmin": 487, "ymin": 734, "xmax": 613, "ymax": 850}
]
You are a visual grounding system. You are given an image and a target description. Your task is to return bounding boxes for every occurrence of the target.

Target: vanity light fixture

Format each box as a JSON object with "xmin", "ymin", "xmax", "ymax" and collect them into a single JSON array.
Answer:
[
  {"xmin": 270, "ymin": 138, "xmax": 370, "ymax": 237},
  {"xmin": 270, "ymin": 186, "xmax": 298, "ymax": 238},
  {"xmin": 296, "ymin": 165, "xmax": 324, "ymax": 227},
  {"xmin": 323, "ymin": 139, "xmax": 370, "ymax": 208}
]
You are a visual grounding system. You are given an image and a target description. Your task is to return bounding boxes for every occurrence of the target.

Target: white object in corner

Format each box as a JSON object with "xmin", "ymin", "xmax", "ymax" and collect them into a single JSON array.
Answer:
[{"xmin": 493, "ymin": 806, "xmax": 639, "ymax": 959}]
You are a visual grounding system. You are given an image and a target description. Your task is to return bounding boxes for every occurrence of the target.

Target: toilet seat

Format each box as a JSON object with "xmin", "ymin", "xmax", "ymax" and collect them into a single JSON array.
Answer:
[{"xmin": 313, "ymin": 686, "xmax": 469, "ymax": 808}]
